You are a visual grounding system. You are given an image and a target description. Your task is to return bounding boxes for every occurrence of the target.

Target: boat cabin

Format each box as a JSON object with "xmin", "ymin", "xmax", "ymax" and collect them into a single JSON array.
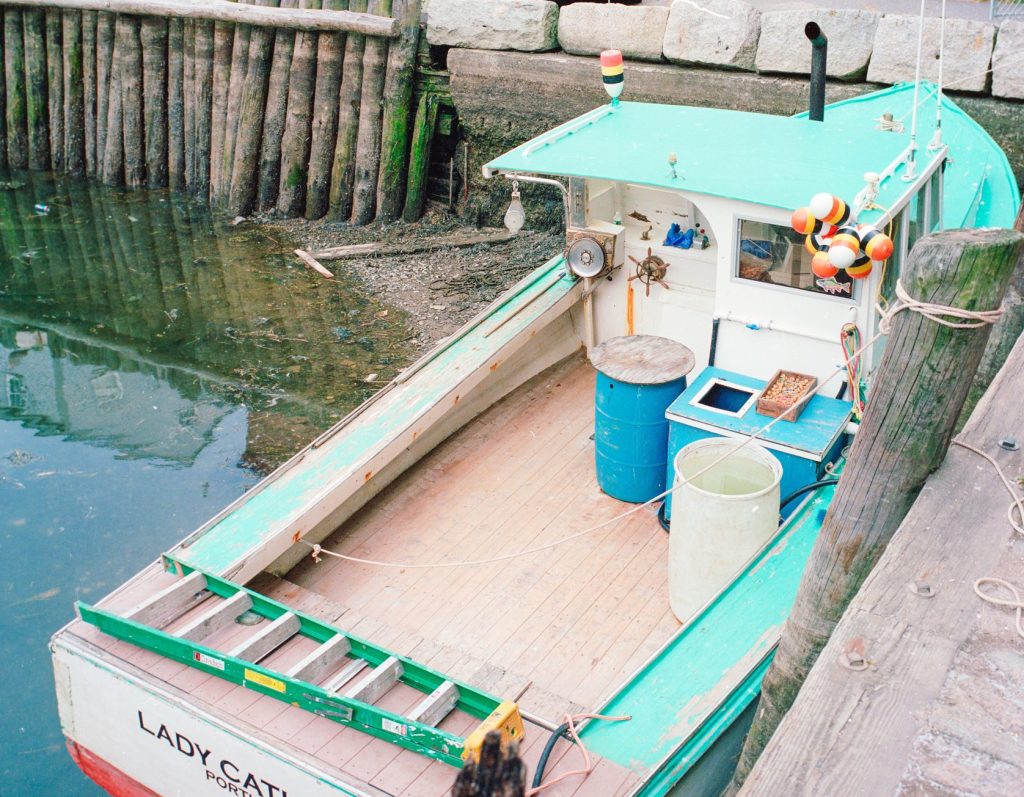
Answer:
[{"xmin": 483, "ymin": 94, "xmax": 953, "ymax": 385}]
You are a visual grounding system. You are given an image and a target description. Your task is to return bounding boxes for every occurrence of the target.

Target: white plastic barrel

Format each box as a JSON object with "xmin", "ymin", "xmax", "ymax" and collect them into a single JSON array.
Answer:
[{"xmin": 668, "ymin": 438, "xmax": 783, "ymax": 624}]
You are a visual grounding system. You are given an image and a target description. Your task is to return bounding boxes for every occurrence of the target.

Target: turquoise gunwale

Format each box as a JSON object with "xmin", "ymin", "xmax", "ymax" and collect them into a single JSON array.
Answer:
[
  {"xmin": 579, "ymin": 471, "xmax": 841, "ymax": 791},
  {"xmin": 170, "ymin": 256, "xmax": 580, "ymax": 576}
]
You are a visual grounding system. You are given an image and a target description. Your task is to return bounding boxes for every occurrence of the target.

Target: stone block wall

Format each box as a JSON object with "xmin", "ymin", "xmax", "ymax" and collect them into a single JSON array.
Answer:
[{"xmin": 425, "ymin": 0, "xmax": 1024, "ymax": 101}]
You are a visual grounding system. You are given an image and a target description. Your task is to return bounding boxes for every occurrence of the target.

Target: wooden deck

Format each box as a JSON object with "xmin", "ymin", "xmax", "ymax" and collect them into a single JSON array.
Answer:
[
  {"xmin": 285, "ymin": 352, "xmax": 676, "ymax": 721},
  {"xmin": 740, "ymin": 335, "xmax": 1024, "ymax": 796},
  {"xmin": 66, "ymin": 353, "xmax": 661, "ymax": 795}
]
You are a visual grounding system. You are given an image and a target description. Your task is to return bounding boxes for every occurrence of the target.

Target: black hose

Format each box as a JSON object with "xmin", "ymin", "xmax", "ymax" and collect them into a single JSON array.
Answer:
[
  {"xmin": 658, "ymin": 500, "xmax": 671, "ymax": 532},
  {"xmin": 780, "ymin": 479, "xmax": 838, "ymax": 513},
  {"xmin": 532, "ymin": 722, "xmax": 571, "ymax": 789}
]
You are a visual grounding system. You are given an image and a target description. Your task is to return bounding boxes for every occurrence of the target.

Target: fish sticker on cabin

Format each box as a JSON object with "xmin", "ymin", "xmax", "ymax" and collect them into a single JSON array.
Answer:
[{"xmin": 815, "ymin": 276, "xmax": 852, "ymax": 295}]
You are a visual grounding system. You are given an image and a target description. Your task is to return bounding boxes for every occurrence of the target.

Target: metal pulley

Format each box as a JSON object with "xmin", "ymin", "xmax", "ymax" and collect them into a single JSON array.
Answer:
[{"xmin": 565, "ymin": 236, "xmax": 608, "ymax": 279}]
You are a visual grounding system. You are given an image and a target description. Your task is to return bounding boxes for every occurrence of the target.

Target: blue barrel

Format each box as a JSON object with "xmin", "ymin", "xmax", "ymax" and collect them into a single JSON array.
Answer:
[{"xmin": 590, "ymin": 335, "xmax": 695, "ymax": 503}]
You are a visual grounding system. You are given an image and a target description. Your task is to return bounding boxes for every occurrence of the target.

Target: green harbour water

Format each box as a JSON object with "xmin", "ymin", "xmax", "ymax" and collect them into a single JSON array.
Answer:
[{"xmin": 0, "ymin": 173, "xmax": 411, "ymax": 795}]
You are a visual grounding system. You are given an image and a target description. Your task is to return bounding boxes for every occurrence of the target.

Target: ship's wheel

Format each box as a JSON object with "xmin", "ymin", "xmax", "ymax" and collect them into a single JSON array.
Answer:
[{"xmin": 628, "ymin": 248, "xmax": 670, "ymax": 296}]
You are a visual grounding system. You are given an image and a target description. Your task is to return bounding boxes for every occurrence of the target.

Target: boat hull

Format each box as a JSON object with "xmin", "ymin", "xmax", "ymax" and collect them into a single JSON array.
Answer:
[{"xmin": 53, "ymin": 635, "xmax": 378, "ymax": 797}]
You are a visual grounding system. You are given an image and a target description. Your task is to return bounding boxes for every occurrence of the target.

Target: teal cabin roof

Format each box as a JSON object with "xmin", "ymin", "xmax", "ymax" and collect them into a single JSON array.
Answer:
[{"xmin": 485, "ymin": 83, "xmax": 1019, "ymax": 230}]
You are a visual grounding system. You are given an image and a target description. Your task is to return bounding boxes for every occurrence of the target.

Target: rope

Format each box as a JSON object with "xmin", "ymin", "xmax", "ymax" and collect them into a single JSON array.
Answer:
[
  {"xmin": 951, "ymin": 440, "xmax": 1024, "ymax": 537},
  {"xmin": 877, "ymin": 279, "xmax": 1004, "ymax": 335},
  {"xmin": 525, "ymin": 713, "xmax": 631, "ymax": 796},
  {"xmin": 302, "ymin": 284, "xmax": 1002, "ymax": 571},
  {"xmin": 973, "ymin": 578, "xmax": 1024, "ymax": 641},
  {"xmin": 952, "ymin": 441, "xmax": 1024, "ymax": 641},
  {"xmin": 840, "ymin": 324, "xmax": 865, "ymax": 420}
]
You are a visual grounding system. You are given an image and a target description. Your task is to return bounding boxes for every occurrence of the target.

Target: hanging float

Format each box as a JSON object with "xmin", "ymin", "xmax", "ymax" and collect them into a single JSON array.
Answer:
[{"xmin": 790, "ymin": 193, "xmax": 894, "ymax": 291}]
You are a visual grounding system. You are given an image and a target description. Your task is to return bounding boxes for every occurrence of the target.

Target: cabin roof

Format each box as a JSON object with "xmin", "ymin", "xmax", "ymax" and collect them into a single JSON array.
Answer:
[{"xmin": 485, "ymin": 83, "xmax": 1019, "ymax": 228}]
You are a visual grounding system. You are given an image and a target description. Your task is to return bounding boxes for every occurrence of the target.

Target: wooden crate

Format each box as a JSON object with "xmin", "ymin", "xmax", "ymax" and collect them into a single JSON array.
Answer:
[{"xmin": 756, "ymin": 370, "xmax": 818, "ymax": 422}]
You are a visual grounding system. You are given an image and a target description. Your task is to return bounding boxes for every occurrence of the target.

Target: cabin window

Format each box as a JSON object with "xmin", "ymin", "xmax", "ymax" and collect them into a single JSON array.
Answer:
[
  {"xmin": 928, "ymin": 169, "xmax": 943, "ymax": 232},
  {"xmin": 907, "ymin": 191, "xmax": 925, "ymax": 252},
  {"xmin": 735, "ymin": 219, "xmax": 854, "ymax": 298}
]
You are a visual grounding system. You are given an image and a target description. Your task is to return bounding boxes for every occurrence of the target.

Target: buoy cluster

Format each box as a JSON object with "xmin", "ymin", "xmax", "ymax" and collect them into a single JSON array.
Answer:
[{"xmin": 790, "ymin": 193, "xmax": 894, "ymax": 281}]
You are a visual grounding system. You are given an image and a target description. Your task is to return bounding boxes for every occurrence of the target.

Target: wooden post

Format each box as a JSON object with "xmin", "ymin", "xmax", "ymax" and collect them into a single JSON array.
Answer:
[
  {"xmin": 0, "ymin": 15, "xmax": 6, "ymax": 175},
  {"xmin": 45, "ymin": 9, "xmax": 65, "ymax": 172},
  {"xmin": 349, "ymin": 0, "xmax": 391, "ymax": 225},
  {"xmin": 227, "ymin": 0, "xmax": 280, "ymax": 216},
  {"xmin": 120, "ymin": 14, "xmax": 145, "ymax": 187},
  {"xmin": 956, "ymin": 203, "xmax": 1024, "ymax": 429},
  {"xmin": 167, "ymin": 18, "xmax": 185, "ymax": 189},
  {"xmin": 374, "ymin": 0, "xmax": 419, "ymax": 223},
  {"xmin": 62, "ymin": 9, "xmax": 86, "ymax": 175},
  {"xmin": 276, "ymin": 0, "xmax": 320, "ymax": 217},
  {"xmin": 23, "ymin": 9, "xmax": 50, "ymax": 170},
  {"xmin": 326, "ymin": 0, "xmax": 367, "ymax": 220},
  {"xmin": 401, "ymin": 92, "xmax": 438, "ymax": 222},
  {"xmin": 221, "ymin": 2, "xmax": 252, "ymax": 204},
  {"xmin": 303, "ymin": 0, "xmax": 348, "ymax": 220},
  {"xmin": 95, "ymin": 11, "xmax": 114, "ymax": 170},
  {"xmin": 182, "ymin": 19, "xmax": 194, "ymax": 188},
  {"xmin": 728, "ymin": 228, "xmax": 1024, "ymax": 792},
  {"xmin": 192, "ymin": 20, "xmax": 214, "ymax": 197},
  {"xmin": 5, "ymin": 11, "xmax": 28, "ymax": 170},
  {"xmin": 82, "ymin": 10, "xmax": 96, "ymax": 174},
  {"xmin": 255, "ymin": 0, "xmax": 296, "ymax": 211},
  {"xmin": 101, "ymin": 15, "xmax": 125, "ymax": 184},
  {"xmin": 207, "ymin": 20, "xmax": 233, "ymax": 200},
  {"xmin": 140, "ymin": 17, "xmax": 168, "ymax": 188}
]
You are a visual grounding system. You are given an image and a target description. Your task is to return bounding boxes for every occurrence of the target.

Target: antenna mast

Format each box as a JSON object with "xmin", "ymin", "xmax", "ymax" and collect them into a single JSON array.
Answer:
[
  {"xmin": 904, "ymin": 0, "xmax": 927, "ymax": 181},
  {"xmin": 929, "ymin": 0, "xmax": 947, "ymax": 151}
]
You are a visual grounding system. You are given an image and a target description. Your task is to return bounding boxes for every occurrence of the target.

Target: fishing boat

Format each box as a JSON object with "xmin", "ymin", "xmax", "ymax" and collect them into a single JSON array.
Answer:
[{"xmin": 51, "ymin": 31, "xmax": 1018, "ymax": 797}]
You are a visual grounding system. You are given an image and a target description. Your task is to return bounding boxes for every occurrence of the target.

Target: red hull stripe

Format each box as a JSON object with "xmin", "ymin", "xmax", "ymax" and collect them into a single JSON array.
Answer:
[{"xmin": 66, "ymin": 739, "xmax": 162, "ymax": 797}]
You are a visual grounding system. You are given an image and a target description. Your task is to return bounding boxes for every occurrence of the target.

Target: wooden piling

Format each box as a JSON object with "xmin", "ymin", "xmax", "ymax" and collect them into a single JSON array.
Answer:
[
  {"xmin": 140, "ymin": 17, "xmax": 168, "ymax": 188},
  {"xmin": 192, "ymin": 20, "xmax": 214, "ymax": 198},
  {"xmin": 62, "ymin": 9, "xmax": 86, "ymax": 175},
  {"xmin": 375, "ymin": 0, "xmax": 419, "ymax": 223},
  {"xmin": 23, "ymin": 9, "xmax": 50, "ymax": 170},
  {"xmin": 207, "ymin": 21, "xmax": 233, "ymax": 200},
  {"xmin": 304, "ymin": 0, "xmax": 348, "ymax": 220},
  {"xmin": 728, "ymin": 228, "xmax": 1024, "ymax": 792},
  {"xmin": 350, "ymin": 0, "xmax": 392, "ymax": 225},
  {"xmin": 327, "ymin": 0, "xmax": 366, "ymax": 220},
  {"xmin": 401, "ymin": 93, "xmax": 438, "ymax": 222},
  {"xmin": 166, "ymin": 18, "xmax": 184, "ymax": 189},
  {"xmin": 120, "ymin": 15, "xmax": 145, "ymax": 187},
  {"xmin": 0, "ymin": 15, "xmax": 6, "ymax": 175},
  {"xmin": 101, "ymin": 16, "xmax": 126, "ymax": 184},
  {"xmin": 3, "ymin": 10, "xmax": 27, "ymax": 169},
  {"xmin": 255, "ymin": 0, "xmax": 296, "ymax": 211},
  {"xmin": 276, "ymin": 0, "xmax": 320, "ymax": 216},
  {"xmin": 82, "ymin": 11, "xmax": 96, "ymax": 173},
  {"xmin": 221, "ymin": 5, "xmax": 252, "ymax": 205},
  {"xmin": 182, "ymin": 19, "xmax": 194, "ymax": 189},
  {"xmin": 228, "ymin": 0, "xmax": 280, "ymax": 216},
  {"xmin": 45, "ymin": 9, "xmax": 65, "ymax": 172},
  {"xmin": 95, "ymin": 12, "xmax": 114, "ymax": 172}
]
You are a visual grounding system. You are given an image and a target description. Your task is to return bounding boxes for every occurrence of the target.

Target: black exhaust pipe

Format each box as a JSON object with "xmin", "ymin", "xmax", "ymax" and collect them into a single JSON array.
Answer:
[{"xmin": 805, "ymin": 22, "xmax": 827, "ymax": 122}]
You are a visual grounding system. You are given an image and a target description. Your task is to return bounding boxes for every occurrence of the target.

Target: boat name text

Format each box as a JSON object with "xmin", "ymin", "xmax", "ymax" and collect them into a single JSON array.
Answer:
[{"xmin": 138, "ymin": 710, "xmax": 288, "ymax": 797}]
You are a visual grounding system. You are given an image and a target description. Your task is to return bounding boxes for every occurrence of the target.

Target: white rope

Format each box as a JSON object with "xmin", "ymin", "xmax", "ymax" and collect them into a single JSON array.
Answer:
[
  {"xmin": 952, "ymin": 440, "xmax": 1024, "ymax": 538},
  {"xmin": 877, "ymin": 279, "xmax": 1005, "ymax": 335},
  {"xmin": 303, "ymin": 284, "xmax": 1003, "ymax": 571},
  {"xmin": 974, "ymin": 578, "xmax": 1024, "ymax": 641}
]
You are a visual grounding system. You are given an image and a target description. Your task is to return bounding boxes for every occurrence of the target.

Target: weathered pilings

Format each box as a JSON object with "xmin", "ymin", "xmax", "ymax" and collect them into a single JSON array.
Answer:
[{"xmin": 0, "ymin": 1, "xmax": 425, "ymax": 224}]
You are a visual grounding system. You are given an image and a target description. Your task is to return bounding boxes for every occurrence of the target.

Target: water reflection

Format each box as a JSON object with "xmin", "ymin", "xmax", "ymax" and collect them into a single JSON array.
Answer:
[
  {"xmin": 0, "ymin": 173, "xmax": 411, "ymax": 794},
  {"xmin": 0, "ymin": 172, "xmax": 411, "ymax": 469}
]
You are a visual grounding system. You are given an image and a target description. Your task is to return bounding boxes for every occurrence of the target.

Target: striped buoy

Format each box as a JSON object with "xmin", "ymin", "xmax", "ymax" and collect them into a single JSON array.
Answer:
[
  {"xmin": 601, "ymin": 50, "xmax": 625, "ymax": 101},
  {"xmin": 809, "ymin": 192, "xmax": 852, "ymax": 227},
  {"xmin": 859, "ymin": 225, "xmax": 894, "ymax": 261},
  {"xmin": 828, "ymin": 225, "xmax": 861, "ymax": 269},
  {"xmin": 791, "ymin": 207, "xmax": 821, "ymax": 236},
  {"xmin": 811, "ymin": 250, "xmax": 838, "ymax": 278}
]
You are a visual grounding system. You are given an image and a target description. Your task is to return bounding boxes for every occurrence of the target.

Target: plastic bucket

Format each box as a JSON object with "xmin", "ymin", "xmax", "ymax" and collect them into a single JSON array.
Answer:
[{"xmin": 668, "ymin": 438, "xmax": 782, "ymax": 624}]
